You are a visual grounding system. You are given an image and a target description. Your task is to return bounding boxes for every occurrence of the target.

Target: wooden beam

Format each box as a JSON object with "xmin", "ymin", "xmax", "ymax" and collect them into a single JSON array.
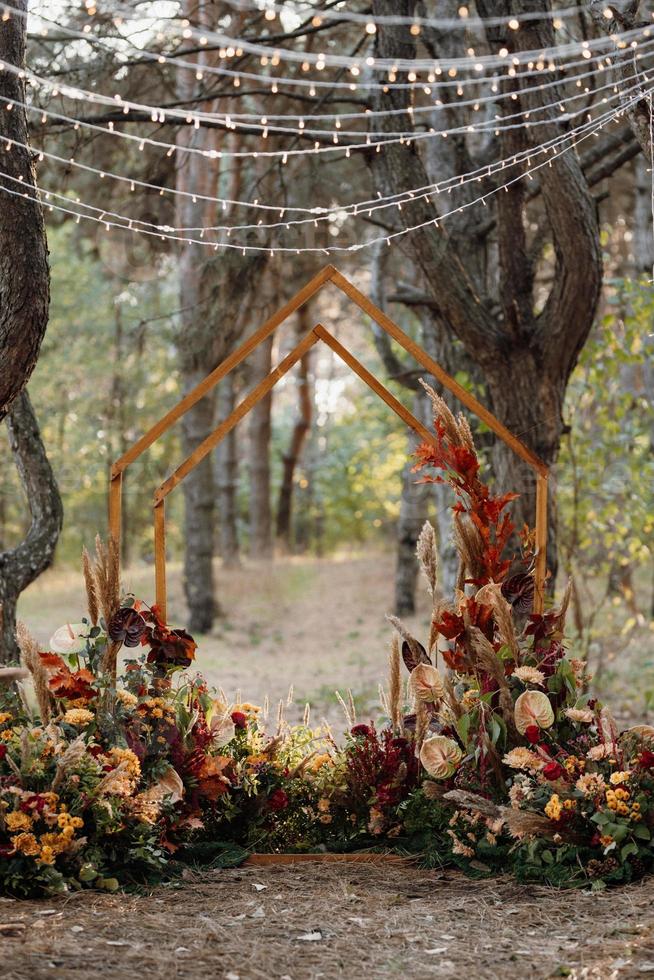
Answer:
[
  {"xmin": 313, "ymin": 325, "xmax": 437, "ymax": 447},
  {"xmin": 534, "ymin": 474, "xmax": 549, "ymax": 614},
  {"xmin": 154, "ymin": 328, "xmax": 321, "ymax": 503},
  {"xmin": 154, "ymin": 499, "xmax": 167, "ymax": 620},
  {"xmin": 328, "ymin": 268, "xmax": 549, "ymax": 478}
]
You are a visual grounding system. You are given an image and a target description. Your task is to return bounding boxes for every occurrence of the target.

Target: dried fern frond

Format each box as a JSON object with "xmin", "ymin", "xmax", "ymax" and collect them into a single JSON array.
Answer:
[
  {"xmin": 388, "ymin": 634, "xmax": 403, "ymax": 733},
  {"xmin": 16, "ymin": 621, "xmax": 52, "ymax": 724},
  {"xmin": 456, "ymin": 413, "xmax": 476, "ymax": 452},
  {"xmin": 419, "ymin": 379, "xmax": 460, "ymax": 446},
  {"xmin": 416, "ymin": 521, "xmax": 438, "ymax": 597},
  {"xmin": 51, "ymin": 735, "xmax": 87, "ymax": 792},
  {"xmin": 476, "ymin": 583, "xmax": 520, "ymax": 662},
  {"xmin": 453, "ymin": 512, "xmax": 486, "ymax": 583},
  {"xmin": 443, "ymin": 789, "xmax": 502, "ymax": 820},
  {"xmin": 501, "ymin": 807, "xmax": 557, "ymax": 840}
]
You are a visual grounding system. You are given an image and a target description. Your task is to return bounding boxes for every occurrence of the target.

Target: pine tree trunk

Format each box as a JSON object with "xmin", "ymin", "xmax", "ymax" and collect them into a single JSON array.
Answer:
[
  {"xmin": 248, "ymin": 335, "xmax": 274, "ymax": 559},
  {"xmin": 215, "ymin": 371, "xmax": 241, "ymax": 567},
  {"xmin": 276, "ymin": 306, "xmax": 313, "ymax": 549},
  {"xmin": 394, "ymin": 393, "xmax": 433, "ymax": 615},
  {"xmin": 0, "ymin": 392, "xmax": 62, "ymax": 661}
]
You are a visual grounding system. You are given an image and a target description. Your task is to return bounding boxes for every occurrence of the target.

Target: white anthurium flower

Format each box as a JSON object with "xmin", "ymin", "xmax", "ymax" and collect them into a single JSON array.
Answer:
[
  {"xmin": 49, "ymin": 623, "xmax": 88, "ymax": 655},
  {"xmin": 420, "ymin": 735, "xmax": 463, "ymax": 779},
  {"xmin": 410, "ymin": 663, "xmax": 445, "ymax": 703},
  {"xmin": 514, "ymin": 690, "xmax": 554, "ymax": 735}
]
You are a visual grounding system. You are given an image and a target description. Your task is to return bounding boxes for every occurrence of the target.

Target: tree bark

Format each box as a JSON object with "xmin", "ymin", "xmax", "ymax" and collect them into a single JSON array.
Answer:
[
  {"xmin": 0, "ymin": 392, "xmax": 62, "ymax": 661},
  {"xmin": 276, "ymin": 305, "xmax": 313, "ymax": 549},
  {"xmin": 248, "ymin": 334, "xmax": 274, "ymax": 559},
  {"xmin": 394, "ymin": 394, "xmax": 433, "ymax": 615},
  {"xmin": 215, "ymin": 370, "xmax": 241, "ymax": 567},
  {"xmin": 0, "ymin": 2, "xmax": 50, "ymax": 419}
]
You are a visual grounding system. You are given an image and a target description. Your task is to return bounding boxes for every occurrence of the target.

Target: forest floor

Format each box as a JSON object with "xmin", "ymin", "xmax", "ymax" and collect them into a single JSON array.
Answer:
[
  {"xmin": 18, "ymin": 550, "xmax": 654, "ymax": 728},
  {"xmin": 12, "ymin": 553, "xmax": 654, "ymax": 980},
  {"xmin": 4, "ymin": 862, "xmax": 654, "ymax": 979}
]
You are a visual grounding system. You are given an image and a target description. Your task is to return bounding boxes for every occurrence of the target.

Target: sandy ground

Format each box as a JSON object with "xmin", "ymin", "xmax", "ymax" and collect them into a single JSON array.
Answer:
[{"xmin": 3, "ymin": 863, "xmax": 654, "ymax": 979}]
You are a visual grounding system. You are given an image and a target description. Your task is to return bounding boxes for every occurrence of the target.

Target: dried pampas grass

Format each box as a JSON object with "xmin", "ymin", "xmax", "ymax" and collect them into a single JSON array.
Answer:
[
  {"xmin": 16, "ymin": 621, "xmax": 52, "ymax": 724},
  {"xmin": 388, "ymin": 635, "xmax": 403, "ymax": 733}
]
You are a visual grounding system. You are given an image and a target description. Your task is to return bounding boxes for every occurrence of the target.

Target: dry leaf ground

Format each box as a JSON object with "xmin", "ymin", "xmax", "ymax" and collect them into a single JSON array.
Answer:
[{"xmin": 2, "ymin": 864, "xmax": 654, "ymax": 979}]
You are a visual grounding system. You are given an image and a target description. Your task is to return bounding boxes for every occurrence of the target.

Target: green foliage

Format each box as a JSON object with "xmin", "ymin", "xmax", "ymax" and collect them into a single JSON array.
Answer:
[{"xmin": 559, "ymin": 279, "xmax": 654, "ymax": 582}]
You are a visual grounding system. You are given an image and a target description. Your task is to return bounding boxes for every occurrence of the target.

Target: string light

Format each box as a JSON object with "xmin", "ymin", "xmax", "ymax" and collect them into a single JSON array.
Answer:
[
  {"xmin": 7, "ymin": 41, "xmax": 640, "ymax": 135},
  {"xmin": 6, "ymin": 73, "xmax": 643, "ymax": 236},
  {"xmin": 4, "ymin": 3, "xmax": 651, "ymax": 94},
  {"xmin": 0, "ymin": 91, "xmax": 640, "ymax": 255}
]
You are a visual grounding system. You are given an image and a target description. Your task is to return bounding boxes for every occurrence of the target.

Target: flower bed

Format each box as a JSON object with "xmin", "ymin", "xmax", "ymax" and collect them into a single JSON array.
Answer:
[{"xmin": 2, "ymin": 383, "xmax": 653, "ymax": 897}]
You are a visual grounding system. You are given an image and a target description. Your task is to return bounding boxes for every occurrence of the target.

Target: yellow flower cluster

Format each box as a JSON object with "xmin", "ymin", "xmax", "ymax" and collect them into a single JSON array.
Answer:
[
  {"xmin": 563, "ymin": 756, "xmax": 586, "ymax": 776},
  {"xmin": 544, "ymin": 794, "xmax": 562, "ymax": 821},
  {"xmin": 116, "ymin": 689, "xmax": 138, "ymax": 708},
  {"xmin": 0, "ymin": 729, "xmax": 14, "ymax": 741},
  {"xmin": 233, "ymin": 702, "xmax": 261, "ymax": 716},
  {"xmin": 108, "ymin": 747, "xmax": 141, "ymax": 780},
  {"xmin": 575, "ymin": 773, "xmax": 606, "ymax": 797},
  {"xmin": 63, "ymin": 708, "xmax": 95, "ymax": 726},
  {"xmin": 6, "ymin": 801, "xmax": 83, "ymax": 865},
  {"xmin": 308, "ymin": 753, "xmax": 332, "ymax": 773},
  {"xmin": 609, "ymin": 770, "xmax": 631, "ymax": 786},
  {"xmin": 0, "ymin": 712, "xmax": 13, "ymax": 726}
]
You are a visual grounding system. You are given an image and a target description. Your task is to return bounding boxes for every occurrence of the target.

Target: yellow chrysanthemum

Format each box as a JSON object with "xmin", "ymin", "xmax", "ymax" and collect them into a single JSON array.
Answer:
[
  {"xmin": 11, "ymin": 832, "xmax": 39, "ymax": 856},
  {"xmin": 63, "ymin": 708, "xmax": 95, "ymax": 727},
  {"xmin": 5, "ymin": 811, "xmax": 32, "ymax": 832}
]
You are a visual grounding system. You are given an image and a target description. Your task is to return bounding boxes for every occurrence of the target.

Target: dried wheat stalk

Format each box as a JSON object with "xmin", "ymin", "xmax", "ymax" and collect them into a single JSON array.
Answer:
[
  {"xmin": 16, "ymin": 621, "xmax": 52, "ymax": 724},
  {"xmin": 82, "ymin": 546, "xmax": 99, "ymax": 627},
  {"xmin": 388, "ymin": 634, "xmax": 403, "ymax": 733}
]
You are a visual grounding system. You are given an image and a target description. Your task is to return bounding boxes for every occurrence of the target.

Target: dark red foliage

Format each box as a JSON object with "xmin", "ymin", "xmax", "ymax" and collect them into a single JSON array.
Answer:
[
  {"xmin": 38, "ymin": 653, "xmax": 97, "ymax": 702},
  {"xmin": 344, "ymin": 724, "xmax": 420, "ymax": 816},
  {"xmin": 268, "ymin": 789, "xmax": 289, "ymax": 811},
  {"xmin": 413, "ymin": 418, "xmax": 520, "ymax": 587}
]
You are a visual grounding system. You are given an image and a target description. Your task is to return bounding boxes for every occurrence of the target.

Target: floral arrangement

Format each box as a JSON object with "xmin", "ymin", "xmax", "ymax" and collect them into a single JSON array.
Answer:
[{"xmin": 2, "ymin": 385, "xmax": 653, "ymax": 896}]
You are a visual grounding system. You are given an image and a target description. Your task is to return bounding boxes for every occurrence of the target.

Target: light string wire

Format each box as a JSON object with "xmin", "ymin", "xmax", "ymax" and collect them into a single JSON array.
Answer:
[
  {"xmin": 0, "ymin": 89, "xmax": 643, "ymax": 254},
  {"xmin": 7, "ymin": 3, "xmax": 652, "ymax": 92},
  {"xmin": 14, "ymin": 2, "xmax": 647, "ymax": 101},
  {"xmin": 8, "ymin": 39, "xmax": 645, "ymax": 137},
  {"xmin": 211, "ymin": 0, "xmax": 608, "ymax": 31},
  {"xmin": 4, "ymin": 45, "xmax": 651, "ymax": 164},
  {"xmin": 8, "ymin": 73, "xmax": 647, "ymax": 235},
  {"xmin": 99, "ymin": 3, "xmax": 649, "ymax": 73}
]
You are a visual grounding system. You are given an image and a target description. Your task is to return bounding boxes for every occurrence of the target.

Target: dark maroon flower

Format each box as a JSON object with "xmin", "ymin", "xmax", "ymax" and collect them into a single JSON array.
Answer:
[
  {"xmin": 268, "ymin": 789, "xmax": 289, "ymax": 811},
  {"xmin": 350, "ymin": 724, "xmax": 372, "ymax": 738},
  {"xmin": 231, "ymin": 711, "xmax": 247, "ymax": 729},
  {"xmin": 108, "ymin": 607, "xmax": 147, "ymax": 648},
  {"xmin": 542, "ymin": 761, "xmax": 565, "ymax": 781},
  {"xmin": 0, "ymin": 744, "xmax": 6, "ymax": 762},
  {"xmin": 502, "ymin": 572, "xmax": 535, "ymax": 614},
  {"xmin": 638, "ymin": 749, "xmax": 654, "ymax": 770},
  {"xmin": 525, "ymin": 725, "xmax": 541, "ymax": 744}
]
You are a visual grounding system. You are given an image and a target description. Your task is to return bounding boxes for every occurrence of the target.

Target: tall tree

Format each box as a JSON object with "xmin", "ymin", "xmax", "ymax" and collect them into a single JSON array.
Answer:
[
  {"xmin": 0, "ymin": 1, "xmax": 49, "ymax": 417},
  {"xmin": 369, "ymin": 0, "xmax": 606, "ymax": 583}
]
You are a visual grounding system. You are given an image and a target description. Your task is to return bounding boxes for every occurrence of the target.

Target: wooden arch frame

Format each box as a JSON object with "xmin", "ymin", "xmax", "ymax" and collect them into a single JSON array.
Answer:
[{"xmin": 109, "ymin": 265, "xmax": 549, "ymax": 621}]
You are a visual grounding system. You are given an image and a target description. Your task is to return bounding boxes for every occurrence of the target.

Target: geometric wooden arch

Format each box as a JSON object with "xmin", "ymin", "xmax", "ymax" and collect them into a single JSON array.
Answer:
[{"xmin": 109, "ymin": 266, "xmax": 548, "ymax": 622}]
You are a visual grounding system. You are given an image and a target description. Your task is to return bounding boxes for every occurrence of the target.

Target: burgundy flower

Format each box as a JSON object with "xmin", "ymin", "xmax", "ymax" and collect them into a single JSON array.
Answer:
[
  {"xmin": 542, "ymin": 761, "xmax": 565, "ymax": 781},
  {"xmin": 525, "ymin": 725, "xmax": 541, "ymax": 744},
  {"xmin": 638, "ymin": 749, "xmax": 654, "ymax": 770},
  {"xmin": 231, "ymin": 711, "xmax": 247, "ymax": 729},
  {"xmin": 268, "ymin": 789, "xmax": 289, "ymax": 811},
  {"xmin": 351, "ymin": 724, "xmax": 372, "ymax": 738},
  {"xmin": 108, "ymin": 607, "xmax": 147, "ymax": 648},
  {"xmin": 0, "ymin": 744, "xmax": 6, "ymax": 762}
]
